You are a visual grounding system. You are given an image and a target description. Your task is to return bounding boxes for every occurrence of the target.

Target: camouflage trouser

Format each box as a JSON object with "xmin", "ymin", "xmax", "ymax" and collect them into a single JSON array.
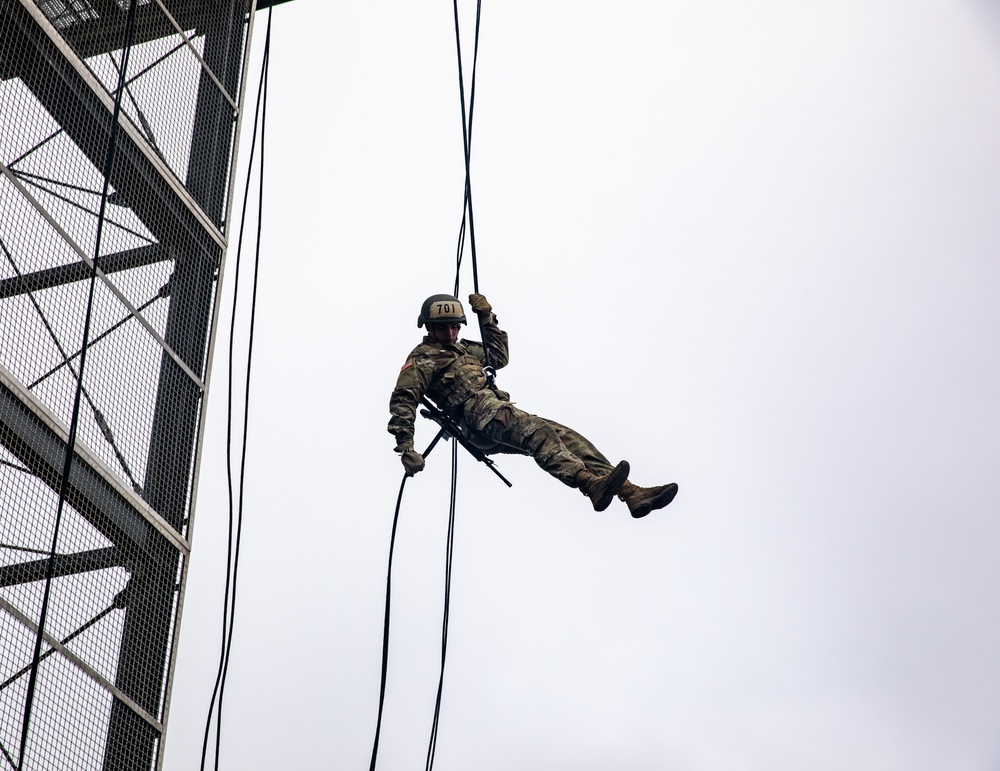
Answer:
[
  {"xmin": 469, "ymin": 403, "xmax": 615, "ymax": 487},
  {"xmin": 547, "ymin": 420, "xmax": 616, "ymax": 477}
]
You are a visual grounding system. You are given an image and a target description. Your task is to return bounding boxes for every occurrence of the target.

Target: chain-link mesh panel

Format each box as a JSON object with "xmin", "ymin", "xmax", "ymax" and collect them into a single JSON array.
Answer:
[
  {"xmin": 26, "ymin": 0, "xmax": 253, "ymax": 228},
  {"xmin": 0, "ymin": 376, "xmax": 187, "ymax": 770},
  {"xmin": 7, "ymin": 651, "xmax": 161, "ymax": 771},
  {"xmin": 0, "ymin": 0, "xmax": 252, "ymax": 767}
]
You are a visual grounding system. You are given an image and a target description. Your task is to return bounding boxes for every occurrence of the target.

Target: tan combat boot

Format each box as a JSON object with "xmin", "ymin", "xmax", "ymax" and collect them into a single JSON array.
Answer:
[
  {"xmin": 618, "ymin": 481, "xmax": 678, "ymax": 518},
  {"xmin": 576, "ymin": 461, "xmax": 630, "ymax": 512}
]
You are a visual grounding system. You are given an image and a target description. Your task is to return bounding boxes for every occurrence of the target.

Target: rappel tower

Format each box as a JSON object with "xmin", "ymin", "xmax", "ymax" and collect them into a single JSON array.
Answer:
[{"xmin": 0, "ymin": 0, "xmax": 279, "ymax": 768}]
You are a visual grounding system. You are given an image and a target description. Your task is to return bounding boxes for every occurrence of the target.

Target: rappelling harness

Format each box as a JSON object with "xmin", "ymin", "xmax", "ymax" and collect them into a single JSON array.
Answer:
[{"xmin": 419, "ymin": 396, "xmax": 512, "ymax": 487}]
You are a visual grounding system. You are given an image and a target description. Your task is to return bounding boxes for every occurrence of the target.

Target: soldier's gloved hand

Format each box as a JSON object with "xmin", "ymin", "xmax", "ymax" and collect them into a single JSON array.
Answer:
[
  {"xmin": 468, "ymin": 293, "xmax": 492, "ymax": 316},
  {"xmin": 401, "ymin": 450, "xmax": 425, "ymax": 477},
  {"xmin": 396, "ymin": 442, "xmax": 425, "ymax": 477}
]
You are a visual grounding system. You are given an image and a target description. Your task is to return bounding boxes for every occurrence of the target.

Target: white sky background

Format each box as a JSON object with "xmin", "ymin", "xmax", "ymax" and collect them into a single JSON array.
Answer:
[{"xmin": 161, "ymin": 1, "xmax": 1000, "ymax": 769}]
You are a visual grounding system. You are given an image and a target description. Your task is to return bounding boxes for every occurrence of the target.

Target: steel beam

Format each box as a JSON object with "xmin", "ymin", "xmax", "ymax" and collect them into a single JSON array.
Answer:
[
  {"xmin": 102, "ymin": 3, "xmax": 248, "ymax": 767},
  {"xmin": 0, "ymin": 243, "xmax": 171, "ymax": 299},
  {"xmin": 0, "ymin": 596, "xmax": 163, "ymax": 735},
  {"xmin": 3, "ymin": 0, "xmax": 221, "ymax": 258},
  {"xmin": 0, "ymin": 547, "xmax": 123, "ymax": 588},
  {"xmin": 0, "ymin": 0, "xmax": 290, "ymax": 73},
  {"xmin": 0, "ymin": 375, "xmax": 186, "ymax": 563}
]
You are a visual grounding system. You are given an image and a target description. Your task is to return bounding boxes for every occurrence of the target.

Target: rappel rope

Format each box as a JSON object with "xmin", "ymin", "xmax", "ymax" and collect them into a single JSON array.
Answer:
[
  {"xmin": 15, "ymin": 2, "xmax": 141, "ymax": 767},
  {"xmin": 199, "ymin": 8, "xmax": 272, "ymax": 771},
  {"xmin": 451, "ymin": 0, "xmax": 491, "ymax": 378},
  {"xmin": 368, "ymin": 2, "xmax": 488, "ymax": 770}
]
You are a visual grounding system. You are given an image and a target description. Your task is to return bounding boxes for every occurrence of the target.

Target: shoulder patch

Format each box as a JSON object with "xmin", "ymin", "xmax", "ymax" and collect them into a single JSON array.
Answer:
[{"xmin": 400, "ymin": 359, "xmax": 413, "ymax": 373}]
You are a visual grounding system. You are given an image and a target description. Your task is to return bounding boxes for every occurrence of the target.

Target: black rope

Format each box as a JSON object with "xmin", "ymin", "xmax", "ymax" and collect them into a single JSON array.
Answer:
[
  {"xmin": 14, "ymin": 0, "xmax": 140, "ymax": 766},
  {"xmin": 451, "ymin": 0, "xmax": 484, "ymax": 296},
  {"xmin": 368, "ymin": 429, "xmax": 448, "ymax": 771},
  {"xmin": 371, "ymin": 4, "xmax": 488, "ymax": 768},
  {"xmin": 450, "ymin": 0, "xmax": 492, "ymax": 379},
  {"xmin": 199, "ymin": 9, "xmax": 271, "ymax": 771},
  {"xmin": 425, "ymin": 440, "xmax": 459, "ymax": 771},
  {"xmin": 424, "ymin": 7, "xmax": 485, "ymax": 766},
  {"xmin": 367, "ymin": 476, "xmax": 408, "ymax": 771},
  {"xmin": 450, "ymin": 0, "xmax": 482, "ymax": 298},
  {"xmin": 213, "ymin": 28, "xmax": 269, "ymax": 769}
]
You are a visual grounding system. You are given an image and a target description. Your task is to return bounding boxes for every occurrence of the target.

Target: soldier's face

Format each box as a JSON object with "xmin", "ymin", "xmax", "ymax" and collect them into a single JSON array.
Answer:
[{"xmin": 428, "ymin": 323, "xmax": 462, "ymax": 344}]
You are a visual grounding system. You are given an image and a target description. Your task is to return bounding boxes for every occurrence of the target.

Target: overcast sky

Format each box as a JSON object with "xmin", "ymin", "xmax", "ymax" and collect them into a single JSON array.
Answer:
[{"xmin": 161, "ymin": 2, "xmax": 1000, "ymax": 769}]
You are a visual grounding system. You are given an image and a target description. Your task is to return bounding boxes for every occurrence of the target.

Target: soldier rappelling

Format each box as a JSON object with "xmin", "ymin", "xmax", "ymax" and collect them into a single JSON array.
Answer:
[{"xmin": 388, "ymin": 293, "xmax": 678, "ymax": 517}]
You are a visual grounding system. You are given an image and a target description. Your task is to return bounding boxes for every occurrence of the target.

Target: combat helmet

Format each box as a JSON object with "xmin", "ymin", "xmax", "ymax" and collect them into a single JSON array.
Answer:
[{"xmin": 418, "ymin": 294, "xmax": 467, "ymax": 328}]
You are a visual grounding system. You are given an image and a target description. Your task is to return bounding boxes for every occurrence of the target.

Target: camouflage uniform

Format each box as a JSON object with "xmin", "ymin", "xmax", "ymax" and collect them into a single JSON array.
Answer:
[{"xmin": 388, "ymin": 314, "xmax": 613, "ymax": 488}]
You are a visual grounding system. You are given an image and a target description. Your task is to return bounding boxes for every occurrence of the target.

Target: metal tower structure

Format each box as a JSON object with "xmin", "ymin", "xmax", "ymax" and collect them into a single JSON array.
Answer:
[{"xmin": 0, "ymin": 0, "xmax": 279, "ymax": 767}]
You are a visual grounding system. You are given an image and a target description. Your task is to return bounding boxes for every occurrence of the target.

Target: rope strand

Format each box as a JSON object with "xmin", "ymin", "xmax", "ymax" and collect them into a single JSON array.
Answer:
[
  {"xmin": 424, "ymin": 441, "xmax": 459, "ymax": 771},
  {"xmin": 371, "ymin": 4, "xmax": 488, "ymax": 769},
  {"xmin": 15, "ymin": 1, "xmax": 140, "ymax": 766},
  {"xmin": 213, "ymin": 20, "xmax": 271, "ymax": 768},
  {"xmin": 368, "ymin": 430, "xmax": 448, "ymax": 771},
  {"xmin": 199, "ymin": 9, "xmax": 272, "ymax": 770},
  {"xmin": 451, "ymin": 0, "xmax": 490, "ymax": 370}
]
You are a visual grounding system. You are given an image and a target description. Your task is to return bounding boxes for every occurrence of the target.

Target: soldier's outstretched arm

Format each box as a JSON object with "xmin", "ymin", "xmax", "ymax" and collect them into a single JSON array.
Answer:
[
  {"xmin": 469, "ymin": 293, "xmax": 509, "ymax": 369},
  {"xmin": 388, "ymin": 354, "xmax": 435, "ymax": 449}
]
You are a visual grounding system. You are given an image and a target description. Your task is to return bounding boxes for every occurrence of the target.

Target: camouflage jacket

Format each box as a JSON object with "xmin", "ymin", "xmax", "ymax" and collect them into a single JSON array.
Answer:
[{"xmin": 388, "ymin": 314, "xmax": 510, "ymax": 447}]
